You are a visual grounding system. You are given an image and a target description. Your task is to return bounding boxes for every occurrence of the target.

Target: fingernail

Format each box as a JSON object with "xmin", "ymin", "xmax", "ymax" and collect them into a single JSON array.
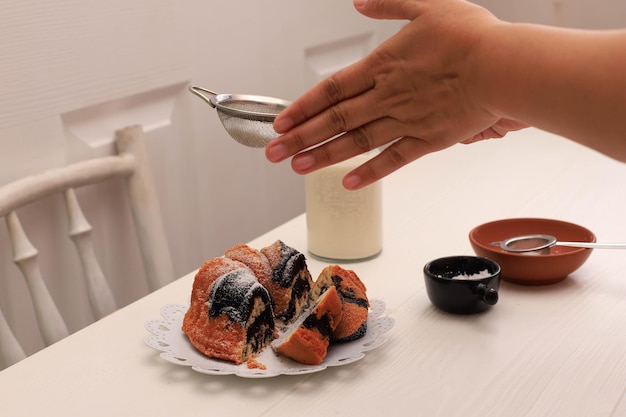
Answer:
[
  {"xmin": 354, "ymin": 0, "xmax": 368, "ymax": 7},
  {"xmin": 292, "ymin": 154, "xmax": 315, "ymax": 172},
  {"xmin": 266, "ymin": 143, "xmax": 288, "ymax": 162},
  {"xmin": 273, "ymin": 116, "xmax": 294, "ymax": 134},
  {"xmin": 343, "ymin": 173, "xmax": 362, "ymax": 189}
]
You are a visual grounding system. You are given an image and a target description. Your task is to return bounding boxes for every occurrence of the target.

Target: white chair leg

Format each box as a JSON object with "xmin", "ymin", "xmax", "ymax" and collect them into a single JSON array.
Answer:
[
  {"xmin": 64, "ymin": 189, "xmax": 117, "ymax": 319},
  {"xmin": 6, "ymin": 211, "xmax": 69, "ymax": 345},
  {"xmin": 0, "ymin": 309, "xmax": 26, "ymax": 369}
]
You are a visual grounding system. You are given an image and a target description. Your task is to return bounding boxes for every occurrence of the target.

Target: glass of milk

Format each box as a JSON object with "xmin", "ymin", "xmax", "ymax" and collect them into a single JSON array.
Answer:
[{"xmin": 305, "ymin": 153, "xmax": 383, "ymax": 262}]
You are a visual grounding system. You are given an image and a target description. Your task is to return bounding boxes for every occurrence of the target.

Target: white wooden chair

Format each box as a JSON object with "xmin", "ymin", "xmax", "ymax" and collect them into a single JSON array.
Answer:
[{"xmin": 0, "ymin": 125, "xmax": 174, "ymax": 369}]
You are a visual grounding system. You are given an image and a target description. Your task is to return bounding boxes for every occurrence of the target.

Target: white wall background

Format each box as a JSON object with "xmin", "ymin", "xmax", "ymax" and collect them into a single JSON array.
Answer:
[{"xmin": 0, "ymin": 0, "xmax": 624, "ymax": 358}]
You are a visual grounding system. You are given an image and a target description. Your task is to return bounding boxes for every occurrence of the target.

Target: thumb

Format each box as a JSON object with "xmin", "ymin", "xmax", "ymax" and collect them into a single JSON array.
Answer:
[{"xmin": 353, "ymin": 0, "xmax": 420, "ymax": 20}]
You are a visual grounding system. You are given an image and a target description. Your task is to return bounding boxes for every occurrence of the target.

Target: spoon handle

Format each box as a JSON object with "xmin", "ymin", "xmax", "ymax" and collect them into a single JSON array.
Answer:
[{"xmin": 558, "ymin": 241, "xmax": 626, "ymax": 249}]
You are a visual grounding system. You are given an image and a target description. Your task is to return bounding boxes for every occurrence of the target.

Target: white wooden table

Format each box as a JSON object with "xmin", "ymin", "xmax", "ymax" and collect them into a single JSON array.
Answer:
[{"xmin": 1, "ymin": 128, "xmax": 625, "ymax": 416}]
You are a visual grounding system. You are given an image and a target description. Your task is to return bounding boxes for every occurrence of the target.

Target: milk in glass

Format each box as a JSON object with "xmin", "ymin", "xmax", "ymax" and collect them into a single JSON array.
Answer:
[{"xmin": 305, "ymin": 154, "xmax": 382, "ymax": 262}]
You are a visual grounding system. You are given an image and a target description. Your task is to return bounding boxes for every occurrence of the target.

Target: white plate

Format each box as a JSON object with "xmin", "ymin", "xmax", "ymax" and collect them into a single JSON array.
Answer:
[{"xmin": 144, "ymin": 298, "xmax": 394, "ymax": 378}]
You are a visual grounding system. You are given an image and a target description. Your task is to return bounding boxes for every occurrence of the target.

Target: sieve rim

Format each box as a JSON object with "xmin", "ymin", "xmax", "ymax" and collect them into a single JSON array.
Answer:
[{"xmin": 210, "ymin": 93, "xmax": 291, "ymax": 122}]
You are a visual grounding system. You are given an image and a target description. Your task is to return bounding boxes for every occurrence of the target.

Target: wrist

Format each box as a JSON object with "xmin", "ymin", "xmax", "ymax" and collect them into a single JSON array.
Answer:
[{"xmin": 466, "ymin": 18, "xmax": 512, "ymax": 120}]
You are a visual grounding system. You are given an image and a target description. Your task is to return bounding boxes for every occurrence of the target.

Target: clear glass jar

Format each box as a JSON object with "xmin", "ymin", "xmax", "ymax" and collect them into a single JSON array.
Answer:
[{"xmin": 305, "ymin": 153, "xmax": 383, "ymax": 262}]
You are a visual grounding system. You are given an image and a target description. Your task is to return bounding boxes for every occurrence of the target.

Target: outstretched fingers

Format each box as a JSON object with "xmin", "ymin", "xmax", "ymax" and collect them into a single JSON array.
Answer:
[
  {"xmin": 341, "ymin": 136, "xmax": 439, "ymax": 189},
  {"xmin": 267, "ymin": 65, "xmax": 385, "ymax": 163},
  {"xmin": 289, "ymin": 114, "xmax": 409, "ymax": 175}
]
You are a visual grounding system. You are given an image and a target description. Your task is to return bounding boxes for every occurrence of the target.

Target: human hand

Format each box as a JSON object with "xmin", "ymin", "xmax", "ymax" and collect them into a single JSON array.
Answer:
[
  {"xmin": 266, "ymin": 0, "xmax": 526, "ymax": 189},
  {"xmin": 461, "ymin": 118, "xmax": 528, "ymax": 144}
]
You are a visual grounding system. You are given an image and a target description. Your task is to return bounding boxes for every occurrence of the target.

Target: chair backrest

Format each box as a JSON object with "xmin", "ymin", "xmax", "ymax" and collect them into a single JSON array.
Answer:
[{"xmin": 0, "ymin": 125, "xmax": 174, "ymax": 369}]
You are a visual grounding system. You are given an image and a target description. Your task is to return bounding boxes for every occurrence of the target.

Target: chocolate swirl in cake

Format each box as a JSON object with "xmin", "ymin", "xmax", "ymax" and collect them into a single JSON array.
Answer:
[
  {"xmin": 311, "ymin": 265, "xmax": 369, "ymax": 342},
  {"xmin": 208, "ymin": 269, "xmax": 275, "ymax": 354},
  {"xmin": 182, "ymin": 258, "xmax": 276, "ymax": 365},
  {"xmin": 269, "ymin": 240, "xmax": 307, "ymax": 287},
  {"xmin": 260, "ymin": 240, "xmax": 314, "ymax": 323},
  {"xmin": 208, "ymin": 269, "xmax": 270, "ymax": 323}
]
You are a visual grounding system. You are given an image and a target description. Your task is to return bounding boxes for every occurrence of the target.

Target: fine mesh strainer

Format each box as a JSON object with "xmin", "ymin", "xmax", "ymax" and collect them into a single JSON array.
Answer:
[{"xmin": 189, "ymin": 85, "xmax": 291, "ymax": 148}]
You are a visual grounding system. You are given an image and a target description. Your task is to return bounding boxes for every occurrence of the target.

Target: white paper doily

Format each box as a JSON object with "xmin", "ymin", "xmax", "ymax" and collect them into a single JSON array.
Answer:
[{"xmin": 144, "ymin": 298, "xmax": 394, "ymax": 378}]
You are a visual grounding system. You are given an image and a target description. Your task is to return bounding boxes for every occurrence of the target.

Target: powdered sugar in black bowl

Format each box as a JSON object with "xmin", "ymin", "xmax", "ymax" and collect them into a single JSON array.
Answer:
[{"xmin": 423, "ymin": 256, "xmax": 500, "ymax": 314}]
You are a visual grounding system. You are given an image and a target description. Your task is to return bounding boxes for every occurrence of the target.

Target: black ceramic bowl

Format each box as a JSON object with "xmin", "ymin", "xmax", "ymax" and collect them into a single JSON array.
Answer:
[{"xmin": 423, "ymin": 256, "xmax": 501, "ymax": 314}]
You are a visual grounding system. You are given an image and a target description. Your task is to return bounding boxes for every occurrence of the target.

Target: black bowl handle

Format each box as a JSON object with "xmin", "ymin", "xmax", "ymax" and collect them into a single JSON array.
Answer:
[{"xmin": 476, "ymin": 283, "xmax": 499, "ymax": 306}]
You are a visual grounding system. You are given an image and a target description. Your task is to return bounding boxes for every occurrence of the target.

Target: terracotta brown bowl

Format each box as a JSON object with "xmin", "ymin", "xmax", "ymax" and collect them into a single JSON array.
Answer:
[{"xmin": 469, "ymin": 218, "xmax": 595, "ymax": 285}]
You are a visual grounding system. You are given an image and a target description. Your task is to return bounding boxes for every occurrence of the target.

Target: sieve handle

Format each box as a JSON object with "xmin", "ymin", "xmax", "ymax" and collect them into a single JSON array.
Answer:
[
  {"xmin": 557, "ymin": 241, "xmax": 626, "ymax": 249},
  {"xmin": 189, "ymin": 86, "xmax": 219, "ymax": 108}
]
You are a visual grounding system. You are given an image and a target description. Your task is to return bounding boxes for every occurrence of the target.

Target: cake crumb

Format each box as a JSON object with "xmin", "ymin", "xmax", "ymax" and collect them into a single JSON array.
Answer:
[{"xmin": 247, "ymin": 356, "xmax": 267, "ymax": 370}]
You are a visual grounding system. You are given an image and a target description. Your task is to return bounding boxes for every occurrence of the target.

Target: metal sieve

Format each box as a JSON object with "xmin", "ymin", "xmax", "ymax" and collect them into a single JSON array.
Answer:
[
  {"xmin": 492, "ymin": 233, "xmax": 626, "ymax": 253},
  {"xmin": 189, "ymin": 85, "xmax": 290, "ymax": 148}
]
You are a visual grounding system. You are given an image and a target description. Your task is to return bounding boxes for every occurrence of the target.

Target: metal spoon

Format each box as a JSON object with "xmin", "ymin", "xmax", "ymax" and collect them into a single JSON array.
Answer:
[{"xmin": 493, "ymin": 234, "xmax": 626, "ymax": 253}]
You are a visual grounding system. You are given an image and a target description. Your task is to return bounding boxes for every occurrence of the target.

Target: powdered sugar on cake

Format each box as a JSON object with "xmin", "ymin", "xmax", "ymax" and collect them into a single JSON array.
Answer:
[{"xmin": 182, "ymin": 241, "xmax": 369, "ymax": 368}]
